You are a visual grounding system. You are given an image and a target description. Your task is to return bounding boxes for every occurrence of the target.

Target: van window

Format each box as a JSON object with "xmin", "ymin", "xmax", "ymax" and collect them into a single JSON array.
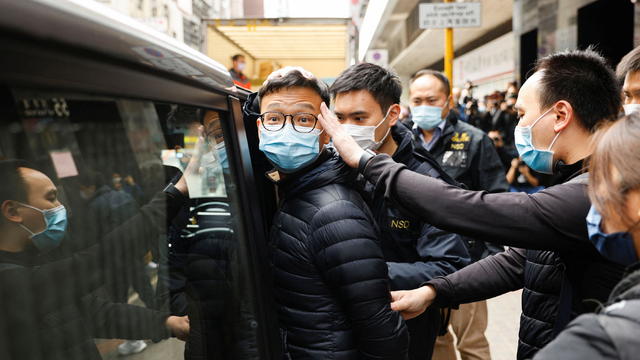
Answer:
[{"xmin": 0, "ymin": 87, "xmax": 259, "ymax": 359}]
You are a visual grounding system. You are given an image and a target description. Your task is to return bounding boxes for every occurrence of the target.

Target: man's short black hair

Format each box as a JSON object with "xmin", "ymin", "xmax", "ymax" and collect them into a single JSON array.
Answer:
[
  {"xmin": 410, "ymin": 69, "xmax": 451, "ymax": 97},
  {"xmin": 616, "ymin": 46, "xmax": 640, "ymax": 84},
  {"xmin": 534, "ymin": 48, "xmax": 621, "ymax": 132},
  {"xmin": 329, "ymin": 63, "xmax": 402, "ymax": 113},
  {"xmin": 258, "ymin": 70, "xmax": 330, "ymax": 106},
  {"xmin": 232, "ymin": 54, "xmax": 244, "ymax": 62},
  {"xmin": 0, "ymin": 159, "xmax": 30, "ymax": 213}
]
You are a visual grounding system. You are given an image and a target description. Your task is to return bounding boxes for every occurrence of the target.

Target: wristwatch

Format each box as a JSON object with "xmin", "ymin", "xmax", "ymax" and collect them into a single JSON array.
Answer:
[{"xmin": 358, "ymin": 149, "xmax": 377, "ymax": 174}]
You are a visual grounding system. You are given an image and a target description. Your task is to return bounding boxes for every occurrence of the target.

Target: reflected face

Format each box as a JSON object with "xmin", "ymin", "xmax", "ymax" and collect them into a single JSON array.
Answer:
[
  {"xmin": 623, "ymin": 71, "xmax": 640, "ymax": 105},
  {"xmin": 409, "ymin": 74, "xmax": 450, "ymax": 119},
  {"xmin": 15, "ymin": 168, "xmax": 60, "ymax": 234},
  {"xmin": 257, "ymin": 86, "xmax": 329, "ymax": 148},
  {"xmin": 334, "ymin": 90, "xmax": 398, "ymax": 143},
  {"xmin": 514, "ymin": 71, "xmax": 556, "ymax": 149},
  {"xmin": 203, "ymin": 111, "xmax": 224, "ymax": 145}
]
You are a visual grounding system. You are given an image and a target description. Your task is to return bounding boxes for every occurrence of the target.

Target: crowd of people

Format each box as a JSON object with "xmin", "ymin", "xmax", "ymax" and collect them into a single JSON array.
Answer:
[
  {"xmin": 244, "ymin": 44, "xmax": 640, "ymax": 360},
  {"xmin": 2, "ymin": 42, "xmax": 640, "ymax": 360}
]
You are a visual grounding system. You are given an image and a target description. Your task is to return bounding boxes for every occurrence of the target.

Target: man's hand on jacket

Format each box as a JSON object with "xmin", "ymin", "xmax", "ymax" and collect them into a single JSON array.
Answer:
[{"xmin": 390, "ymin": 285, "xmax": 437, "ymax": 320}]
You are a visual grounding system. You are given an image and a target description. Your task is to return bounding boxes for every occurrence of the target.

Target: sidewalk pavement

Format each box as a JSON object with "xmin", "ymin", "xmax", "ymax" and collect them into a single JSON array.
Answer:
[{"xmin": 486, "ymin": 289, "xmax": 522, "ymax": 360}]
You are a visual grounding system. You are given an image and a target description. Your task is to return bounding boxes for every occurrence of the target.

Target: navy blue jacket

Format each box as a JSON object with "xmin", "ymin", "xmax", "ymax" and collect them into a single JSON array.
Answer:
[
  {"xmin": 407, "ymin": 115, "xmax": 508, "ymax": 261},
  {"xmin": 269, "ymin": 149, "xmax": 409, "ymax": 360},
  {"xmin": 358, "ymin": 125, "xmax": 470, "ymax": 360},
  {"xmin": 408, "ymin": 115, "xmax": 508, "ymax": 193}
]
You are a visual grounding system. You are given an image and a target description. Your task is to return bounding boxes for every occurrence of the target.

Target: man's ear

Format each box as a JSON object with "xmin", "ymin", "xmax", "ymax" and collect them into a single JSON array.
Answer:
[
  {"xmin": 388, "ymin": 104, "xmax": 401, "ymax": 127},
  {"xmin": 553, "ymin": 100, "xmax": 574, "ymax": 133},
  {"xmin": 319, "ymin": 131, "xmax": 331, "ymax": 146},
  {"xmin": 1, "ymin": 200, "xmax": 23, "ymax": 224}
]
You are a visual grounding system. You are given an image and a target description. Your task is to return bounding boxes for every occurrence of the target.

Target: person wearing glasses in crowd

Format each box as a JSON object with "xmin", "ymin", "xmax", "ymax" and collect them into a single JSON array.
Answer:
[{"xmin": 243, "ymin": 67, "xmax": 409, "ymax": 359}]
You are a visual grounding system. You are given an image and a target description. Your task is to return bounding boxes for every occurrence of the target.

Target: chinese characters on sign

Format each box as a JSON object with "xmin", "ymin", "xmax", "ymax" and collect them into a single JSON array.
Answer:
[{"xmin": 419, "ymin": 3, "xmax": 482, "ymax": 29}]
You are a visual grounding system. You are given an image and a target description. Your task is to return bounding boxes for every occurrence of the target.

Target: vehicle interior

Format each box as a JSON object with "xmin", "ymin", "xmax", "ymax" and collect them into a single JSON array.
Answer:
[{"xmin": 0, "ymin": 0, "xmax": 280, "ymax": 359}]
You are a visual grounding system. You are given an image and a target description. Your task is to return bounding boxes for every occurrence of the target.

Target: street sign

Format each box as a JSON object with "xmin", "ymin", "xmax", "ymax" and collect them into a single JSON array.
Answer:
[
  {"xmin": 365, "ymin": 49, "xmax": 389, "ymax": 67},
  {"xmin": 419, "ymin": 2, "xmax": 481, "ymax": 29}
]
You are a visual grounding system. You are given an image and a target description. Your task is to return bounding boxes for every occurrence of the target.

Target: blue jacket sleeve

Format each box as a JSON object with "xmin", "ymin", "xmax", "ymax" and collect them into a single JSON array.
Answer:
[{"xmin": 387, "ymin": 225, "xmax": 470, "ymax": 290}]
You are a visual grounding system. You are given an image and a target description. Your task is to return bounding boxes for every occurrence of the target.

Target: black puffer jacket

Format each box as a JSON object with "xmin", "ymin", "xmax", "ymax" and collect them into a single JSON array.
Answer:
[
  {"xmin": 534, "ymin": 264, "xmax": 640, "ymax": 360},
  {"xmin": 406, "ymin": 115, "xmax": 508, "ymax": 193},
  {"xmin": 169, "ymin": 199, "xmax": 258, "ymax": 360},
  {"xmin": 270, "ymin": 149, "xmax": 409, "ymax": 360}
]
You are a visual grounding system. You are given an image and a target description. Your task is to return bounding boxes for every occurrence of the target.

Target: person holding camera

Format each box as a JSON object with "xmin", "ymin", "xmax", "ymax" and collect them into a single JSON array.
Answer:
[{"xmin": 506, "ymin": 158, "xmax": 546, "ymax": 194}]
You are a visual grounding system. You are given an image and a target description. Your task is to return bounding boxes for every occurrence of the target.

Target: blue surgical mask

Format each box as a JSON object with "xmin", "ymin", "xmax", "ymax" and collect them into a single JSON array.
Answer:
[
  {"xmin": 514, "ymin": 107, "xmax": 560, "ymax": 174},
  {"xmin": 259, "ymin": 123, "xmax": 323, "ymax": 173},
  {"xmin": 18, "ymin": 203, "xmax": 67, "ymax": 252},
  {"xmin": 411, "ymin": 105, "xmax": 444, "ymax": 130},
  {"xmin": 214, "ymin": 141, "xmax": 229, "ymax": 170},
  {"xmin": 586, "ymin": 205, "xmax": 639, "ymax": 266}
]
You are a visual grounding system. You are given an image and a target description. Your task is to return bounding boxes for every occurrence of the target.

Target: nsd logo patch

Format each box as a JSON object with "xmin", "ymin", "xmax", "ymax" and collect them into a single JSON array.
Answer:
[{"xmin": 389, "ymin": 218, "xmax": 411, "ymax": 230}]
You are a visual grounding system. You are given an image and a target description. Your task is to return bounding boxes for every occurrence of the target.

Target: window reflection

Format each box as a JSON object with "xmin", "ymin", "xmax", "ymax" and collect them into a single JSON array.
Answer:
[{"xmin": 0, "ymin": 89, "xmax": 258, "ymax": 360}]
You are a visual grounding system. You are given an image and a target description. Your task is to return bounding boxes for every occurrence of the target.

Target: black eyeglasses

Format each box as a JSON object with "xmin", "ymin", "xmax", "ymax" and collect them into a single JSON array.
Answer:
[{"xmin": 259, "ymin": 112, "xmax": 318, "ymax": 133}]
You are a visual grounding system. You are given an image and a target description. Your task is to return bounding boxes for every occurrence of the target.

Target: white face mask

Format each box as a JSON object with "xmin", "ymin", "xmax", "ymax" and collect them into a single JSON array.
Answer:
[
  {"xmin": 342, "ymin": 110, "xmax": 391, "ymax": 151},
  {"xmin": 237, "ymin": 62, "xmax": 246, "ymax": 71},
  {"xmin": 623, "ymin": 104, "xmax": 640, "ymax": 115}
]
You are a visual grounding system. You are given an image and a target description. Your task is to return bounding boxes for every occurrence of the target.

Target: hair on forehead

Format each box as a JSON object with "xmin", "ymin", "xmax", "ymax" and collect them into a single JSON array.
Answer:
[
  {"xmin": 330, "ymin": 63, "xmax": 401, "ymax": 113},
  {"xmin": 616, "ymin": 46, "xmax": 640, "ymax": 85},
  {"xmin": 258, "ymin": 70, "xmax": 330, "ymax": 106}
]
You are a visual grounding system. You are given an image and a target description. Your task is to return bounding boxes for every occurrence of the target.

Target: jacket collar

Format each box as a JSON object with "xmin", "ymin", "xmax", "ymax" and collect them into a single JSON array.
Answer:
[
  {"xmin": 410, "ymin": 114, "xmax": 457, "ymax": 143},
  {"xmin": 441, "ymin": 114, "xmax": 459, "ymax": 137},
  {"xmin": 552, "ymin": 159, "xmax": 587, "ymax": 185},
  {"xmin": 266, "ymin": 147, "xmax": 355, "ymax": 199},
  {"xmin": 390, "ymin": 124, "xmax": 414, "ymax": 163}
]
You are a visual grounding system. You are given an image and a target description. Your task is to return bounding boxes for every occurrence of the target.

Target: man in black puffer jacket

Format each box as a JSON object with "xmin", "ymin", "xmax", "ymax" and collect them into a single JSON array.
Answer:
[
  {"xmin": 0, "ymin": 160, "xmax": 192, "ymax": 360},
  {"xmin": 251, "ymin": 68, "xmax": 409, "ymax": 359},
  {"xmin": 330, "ymin": 63, "xmax": 470, "ymax": 360}
]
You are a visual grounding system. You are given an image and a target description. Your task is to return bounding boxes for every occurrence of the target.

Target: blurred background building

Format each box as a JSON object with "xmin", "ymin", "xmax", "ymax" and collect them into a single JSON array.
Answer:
[
  {"xmin": 95, "ymin": 0, "xmax": 639, "ymax": 93},
  {"xmin": 96, "ymin": 0, "xmax": 351, "ymax": 86},
  {"xmin": 203, "ymin": 0, "xmax": 351, "ymax": 86},
  {"xmin": 355, "ymin": 0, "xmax": 639, "ymax": 101}
]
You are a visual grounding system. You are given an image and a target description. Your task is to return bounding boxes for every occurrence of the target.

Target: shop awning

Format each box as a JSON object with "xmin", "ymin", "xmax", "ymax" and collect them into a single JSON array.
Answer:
[{"xmin": 209, "ymin": 19, "xmax": 348, "ymax": 60}]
